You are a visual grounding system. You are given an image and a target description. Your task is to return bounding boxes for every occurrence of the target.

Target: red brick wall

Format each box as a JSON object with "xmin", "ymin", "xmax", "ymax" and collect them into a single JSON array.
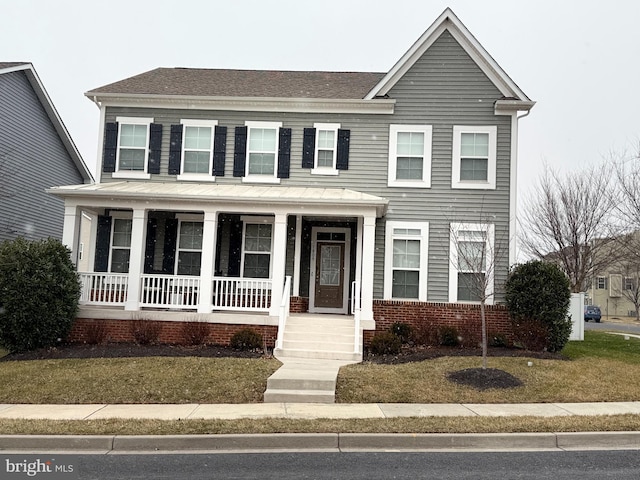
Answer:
[
  {"xmin": 290, "ymin": 296, "xmax": 309, "ymax": 313},
  {"xmin": 368, "ymin": 300, "xmax": 512, "ymax": 347},
  {"xmin": 68, "ymin": 319, "xmax": 278, "ymax": 348}
]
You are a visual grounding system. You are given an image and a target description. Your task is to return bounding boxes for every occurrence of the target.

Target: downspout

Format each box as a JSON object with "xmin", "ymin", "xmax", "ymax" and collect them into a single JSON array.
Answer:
[{"xmin": 509, "ymin": 109, "xmax": 532, "ymax": 266}]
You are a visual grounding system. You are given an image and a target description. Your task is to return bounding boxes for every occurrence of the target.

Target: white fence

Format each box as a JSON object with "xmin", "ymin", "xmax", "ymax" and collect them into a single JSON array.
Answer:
[{"xmin": 79, "ymin": 273, "xmax": 128, "ymax": 306}]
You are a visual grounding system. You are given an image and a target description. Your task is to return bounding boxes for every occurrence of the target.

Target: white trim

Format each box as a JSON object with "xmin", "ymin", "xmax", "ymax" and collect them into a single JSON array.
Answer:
[
  {"xmin": 293, "ymin": 215, "xmax": 302, "ymax": 296},
  {"xmin": 387, "ymin": 124, "xmax": 432, "ymax": 188},
  {"xmin": 448, "ymin": 222, "xmax": 495, "ymax": 305},
  {"xmin": 243, "ymin": 121, "xmax": 282, "ymax": 184},
  {"xmin": 451, "ymin": 125, "xmax": 497, "ymax": 190},
  {"xmin": 509, "ymin": 113, "xmax": 518, "ymax": 266},
  {"xmin": 383, "ymin": 221, "xmax": 429, "ymax": 301},
  {"xmin": 178, "ymin": 119, "xmax": 218, "ymax": 181},
  {"xmin": 365, "ymin": 8, "xmax": 531, "ymax": 102},
  {"xmin": 114, "ymin": 116, "xmax": 153, "ymax": 178},
  {"xmin": 311, "ymin": 123, "xmax": 340, "ymax": 176},
  {"xmin": 309, "ymin": 227, "xmax": 351, "ymax": 314}
]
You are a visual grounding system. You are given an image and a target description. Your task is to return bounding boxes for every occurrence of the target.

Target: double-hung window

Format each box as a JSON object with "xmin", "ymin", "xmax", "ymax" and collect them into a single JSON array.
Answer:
[
  {"xmin": 244, "ymin": 121, "xmax": 281, "ymax": 183},
  {"xmin": 110, "ymin": 217, "xmax": 132, "ymax": 273},
  {"xmin": 178, "ymin": 120, "xmax": 218, "ymax": 181},
  {"xmin": 312, "ymin": 123, "xmax": 340, "ymax": 175},
  {"xmin": 114, "ymin": 117, "xmax": 153, "ymax": 179},
  {"xmin": 596, "ymin": 276, "xmax": 607, "ymax": 289},
  {"xmin": 175, "ymin": 218, "xmax": 203, "ymax": 276},
  {"xmin": 241, "ymin": 218, "xmax": 273, "ymax": 278},
  {"xmin": 451, "ymin": 126, "xmax": 497, "ymax": 189},
  {"xmin": 449, "ymin": 223, "xmax": 495, "ymax": 304},
  {"xmin": 625, "ymin": 277, "xmax": 635, "ymax": 291},
  {"xmin": 388, "ymin": 125, "xmax": 432, "ymax": 188},
  {"xmin": 384, "ymin": 221, "xmax": 429, "ymax": 301}
]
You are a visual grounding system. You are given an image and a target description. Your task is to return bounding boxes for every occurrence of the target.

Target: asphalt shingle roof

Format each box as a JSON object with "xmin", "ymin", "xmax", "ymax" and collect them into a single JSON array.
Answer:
[{"xmin": 86, "ymin": 68, "xmax": 386, "ymax": 99}]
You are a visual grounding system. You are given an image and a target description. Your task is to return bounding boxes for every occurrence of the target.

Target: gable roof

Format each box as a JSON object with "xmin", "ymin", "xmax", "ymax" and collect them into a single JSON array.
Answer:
[
  {"xmin": 366, "ymin": 8, "xmax": 533, "ymax": 108},
  {"xmin": 0, "ymin": 63, "xmax": 94, "ymax": 183},
  {"xmin": 87, "ymin": 69, "xmax": 385, "ymax": 100}
]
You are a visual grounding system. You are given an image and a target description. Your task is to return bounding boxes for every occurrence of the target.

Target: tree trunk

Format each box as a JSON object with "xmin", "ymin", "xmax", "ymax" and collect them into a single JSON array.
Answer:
[{"xmin": 481, "ymin": 300, "xmax": 487, "ymax": 369}]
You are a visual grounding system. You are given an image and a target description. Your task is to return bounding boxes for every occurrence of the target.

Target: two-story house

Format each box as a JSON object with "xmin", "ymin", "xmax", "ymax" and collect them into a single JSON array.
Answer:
[
  {"xmin": 50, "ymin": 9, "xmax": 534, "ymax": 360},
  {"xmin": 0, "ymin": 63, "xmax": 93, "ymax": 242}
]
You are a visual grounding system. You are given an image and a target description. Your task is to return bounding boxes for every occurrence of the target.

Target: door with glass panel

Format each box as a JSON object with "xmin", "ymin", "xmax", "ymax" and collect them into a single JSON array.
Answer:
[{"xmin": 309, "ymin": 228, "xmax": 350, "ymax": 313}]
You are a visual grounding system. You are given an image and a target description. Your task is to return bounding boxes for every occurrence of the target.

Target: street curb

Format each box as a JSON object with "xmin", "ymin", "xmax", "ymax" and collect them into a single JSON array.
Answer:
[{"xmin": 1, "ymin": 432, "xmax": 640, "ymax": 452}]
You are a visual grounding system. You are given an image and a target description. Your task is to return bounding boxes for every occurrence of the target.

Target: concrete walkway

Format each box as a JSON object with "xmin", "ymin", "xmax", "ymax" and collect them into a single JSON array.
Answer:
[{"xmin": 1, "ymin": 401, "xmax": 640, "ymax": 420}]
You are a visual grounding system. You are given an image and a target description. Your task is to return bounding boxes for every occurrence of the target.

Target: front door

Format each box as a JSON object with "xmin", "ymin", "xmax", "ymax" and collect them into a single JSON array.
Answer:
[{"xmin": 309, "ymin": 228, "xmax": 350, "ymax": 314}]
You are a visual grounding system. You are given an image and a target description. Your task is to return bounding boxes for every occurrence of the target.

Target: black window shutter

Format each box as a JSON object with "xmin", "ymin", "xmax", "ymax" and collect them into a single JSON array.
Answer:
[
  {"xmin": 162, "ymin": 219, "xmax": 179, "ymax": 274},
  {"xmin": 302, "ymin": 128, "xmax": 316, "ymax": 168},
  {"xmin": 213, "ymin": 125, "xmax": 227, "ymax": 176},
  {"xmin": 233, "ymin": 126, "xmax": 247, "ymax": 177},
  {"xmin": 144, "ymin": 218, "xmax": 158, "ymax": 274},
  {"xmin": 148, "ymin": 123, "xmax": 162, "ymax": 174},
  {"xmin": 336, "ymin": 129, "xmax": 350, "ymax": 170},
  {"xmin": 103, "ymin": 122, "xmax": 118, "ymax": 173},
  {"xmin": 168, "ymin": 124, "xmax": 183, "ymax": 175},
  {"xmin": 94, "ymin": 215, "xmax": 112, "ymax": 272},
  {"xmin": 277, "ymin": 128, "xmax": 292, "ymax": 179}
]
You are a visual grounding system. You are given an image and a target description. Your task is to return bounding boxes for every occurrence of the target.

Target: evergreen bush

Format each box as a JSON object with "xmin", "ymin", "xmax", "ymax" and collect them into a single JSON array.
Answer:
[{"xmin": 0, "ymin": 238, "xmax": 80, "ymax": 352}]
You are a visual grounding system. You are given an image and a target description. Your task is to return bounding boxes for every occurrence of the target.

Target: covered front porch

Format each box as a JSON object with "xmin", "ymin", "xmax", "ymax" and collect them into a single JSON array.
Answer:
[{"xmin": 50, "ymin": 182, "xmax": 387, "ymax": 330}]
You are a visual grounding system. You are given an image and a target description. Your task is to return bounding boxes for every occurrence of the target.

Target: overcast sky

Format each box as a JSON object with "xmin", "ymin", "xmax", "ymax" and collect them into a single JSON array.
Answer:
[{"xmin": 4, "ymin": 0, "xmax": 640, "ymax": 202}]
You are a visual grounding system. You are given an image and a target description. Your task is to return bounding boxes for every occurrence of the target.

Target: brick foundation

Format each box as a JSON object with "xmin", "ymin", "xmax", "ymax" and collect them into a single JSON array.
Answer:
[
  {"xmin": 369, "ymin": 300, "xmax": 512, "ymax": 347},
  {"xmin": 289, "ymin": 296, "xmax": 309, "ymax": 313},
  {"xmin": 68, "ymin": 318, "xmax": 278, "ymax": 348}
]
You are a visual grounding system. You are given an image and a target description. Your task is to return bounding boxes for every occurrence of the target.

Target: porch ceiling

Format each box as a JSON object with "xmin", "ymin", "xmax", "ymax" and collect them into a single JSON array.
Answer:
[{"xmin": 49, "ymin": 182, "xmax": 388, "ymax": 217}]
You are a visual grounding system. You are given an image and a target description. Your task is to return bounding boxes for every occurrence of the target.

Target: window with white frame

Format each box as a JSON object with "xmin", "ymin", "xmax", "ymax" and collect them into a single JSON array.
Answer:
[
  {"xmin": 388, "ymin": 125, "xmax": 432, "ymax": 188},
  {"xmin": 451, "ymin": 126, "xmax": 497, "ymax": 189},
  {"xmin": 312, "ymin": 123, "xmax": 339, "ymax": 175},
  {"xmin": 449, "ymin": 223, "xmax": 495, "ymax": 303},
  {"xmin": 110, "ymin": 218, "xmax": 132, "ymax": 273},
  {"xmin": 596, "ymin": 276, "xmax": 606, "ymax": 289},
  {"xmin": 245, "ymin": 121, "xmax": 281, "ymax": 182},
  {"xmin": 242, "ymin": 219, "xmax": 273, "ymax": 278},
  {"xmin": 179, "ymin": 120, "xmax": 217, "ymax": 179},
  {"xmin": 384, "ymin": 221, "xmax": 429, "ymax": 301},
  {"xmin": 115, "ymin": 117, "xmax": 152, "ymax": 176},
  {"xmin": 625, "ymin": 277, "xmax": 635, "ymax": 291},
  {"xmin": 175, "ymin": 219, "xmax": 203, "ymax": 276}
]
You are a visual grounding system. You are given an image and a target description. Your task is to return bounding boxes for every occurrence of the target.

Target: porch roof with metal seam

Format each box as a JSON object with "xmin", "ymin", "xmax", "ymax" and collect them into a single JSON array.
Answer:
[{"xmin": 48, "ymin": 181, "xmax": 389, "ymax": 217}]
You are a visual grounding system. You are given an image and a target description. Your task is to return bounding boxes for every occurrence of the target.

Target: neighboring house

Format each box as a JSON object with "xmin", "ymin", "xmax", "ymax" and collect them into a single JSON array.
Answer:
[
  {"xmin": 0, "ymin": 63, "xmax": 93, "ymax": 242},
  {"xmin": 50, "ymin": 9, "xmax": 534, "ymax": 356}
]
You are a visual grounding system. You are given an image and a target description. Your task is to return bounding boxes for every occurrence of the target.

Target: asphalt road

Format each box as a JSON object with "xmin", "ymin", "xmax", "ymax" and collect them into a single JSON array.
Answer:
[
  {"xmin": 584, "ymin": 318, "xmax": 640, "ymax": 334},
  {"xmin": 49, "ymin": 451, "xmax": 640, "ymax": 479}
]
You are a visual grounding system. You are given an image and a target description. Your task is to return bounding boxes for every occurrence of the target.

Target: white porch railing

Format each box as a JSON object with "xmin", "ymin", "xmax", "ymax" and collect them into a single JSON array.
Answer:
[
  {"xmin": 211, "ymin": 277, "xmax": 272, "ymax": 312},
  {"xmin": 276, "ymin": 276, "xmax": 292, "ymax": 350},
  {"xmin": 351, "ymin": 280, "xmax": 362, "ymax": 354},
  {"xmin": 79, "ymin": 273, "xmax": 128, "ymax": 306},
  {"xmin": 140, "ymin": 275, "xmax": 200, "ymax": 309}
]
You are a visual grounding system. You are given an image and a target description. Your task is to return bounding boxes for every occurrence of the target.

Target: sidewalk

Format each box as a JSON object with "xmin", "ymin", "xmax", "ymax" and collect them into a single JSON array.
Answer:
[{"xmin": 1, "ymin": 401, "xmax": 640, "ymax": 420}]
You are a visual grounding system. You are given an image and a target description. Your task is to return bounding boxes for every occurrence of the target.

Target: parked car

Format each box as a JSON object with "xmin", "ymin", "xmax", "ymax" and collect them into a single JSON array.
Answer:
[{"xmin": 584, "ymin": 305, "xmax": 602, "ymax": 323}]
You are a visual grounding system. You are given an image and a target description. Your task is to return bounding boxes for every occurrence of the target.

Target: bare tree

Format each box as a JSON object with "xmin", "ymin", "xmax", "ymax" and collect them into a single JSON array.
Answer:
[
  {"xmin": 519, "ymin": 164, "xmax": 620, "ymax": 293},
  {"xmin": 612, "ymin": 141, "xmax": 640, "ymax": 228},
  {"xmin": 449, "ymin": 220, "xmax": 509, "ymax": 369}
]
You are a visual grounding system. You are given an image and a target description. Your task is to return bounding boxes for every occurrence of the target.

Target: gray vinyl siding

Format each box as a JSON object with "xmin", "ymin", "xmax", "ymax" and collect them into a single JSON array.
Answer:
[
  {"xmin": 0, "ymin": 70, "xmax": 85, "ymax": 242},
  {"xmin": 100, "ymin": 31, "xmax": 514, "ymax": 302}
]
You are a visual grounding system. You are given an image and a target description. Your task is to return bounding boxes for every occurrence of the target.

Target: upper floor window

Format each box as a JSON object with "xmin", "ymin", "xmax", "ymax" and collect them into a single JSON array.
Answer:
[
  {"xmin": 388, "ymin": 125, "xmax": 432, "ymax": 188},
  {"xmin": 241, "ymin": 217, "xmax": 273, "ymax": 278},
  {"xmin": 596, "ymin": 276, "xmax": 607, "ymax": 289},
  {"xmin": 625, "ymin": 277, "xmax": 635, "ymax": 291},
  {"xmin": 113, "ymin": 117, "xmax": 154, "ymax": 179},
  {"xmin": 449, "ymin": 222, "xmax": 495, "ymax": 304},
  {"xmin": 244, "ymin": 121, "xmax": 281, "ymax": 183},
  {"xmin": 312, "ymin": 123, "xmax": 340, "ymax": 175},
  {"xmin": 451, "ymin": 126, "xmax": 497, "ymax": 190},
  {"xmin": 383, "ymin": 221, "xmax": 429, "ymax": 301},
  {"xmin": 178, "ymin": 120, "xmax": 218, "ymax": 181}
]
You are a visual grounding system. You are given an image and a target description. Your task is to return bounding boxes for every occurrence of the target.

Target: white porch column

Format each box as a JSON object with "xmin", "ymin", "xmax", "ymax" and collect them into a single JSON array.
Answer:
[
  {"xmin": 360, "ymin": 214, "xmax": 376, "ymax": 321},
  {"xmin": 269, "ymin": 213, "xmax": 288, "ymax": 316},
  {"xmin": 124, "ymin": 208, "xmax": 147, "ymax": 311},
  {"xmin": 61, "ymin": 205, "xmax": 81, "ymax": 266},
  {"xmin": 293, "ymin": 215, "xmax": 302, "ymax": 296},
  {"xmin": 198, "ymin": 210, "xmax": 218, "ymax": 314}
]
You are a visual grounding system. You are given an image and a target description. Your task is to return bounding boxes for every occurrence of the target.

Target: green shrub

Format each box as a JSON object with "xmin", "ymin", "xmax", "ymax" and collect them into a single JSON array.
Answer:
[
  {"xmin": 505, "ymin": 260, "xmax": 571, "ymax": 352},
  {"xmin": 0, "ymin": 238, "xmax": 80, "ymax": 352},
  {"xmin": 437, "ymin": 326, "xmax": 460, "ymax": 347},
  {"xmin": 390, "ymin": 322, "xmax": 412, "ymax": 344},
  {"xmin": 230, "ymin": 328, "xmax": 263, "ymax": 351},
  {"xmin": 370, "ymin": 331, "xmax": 402, "ymax": 355},
  {"xmin": 511, "ymin": 318, "xmax": 551, "ymax": 351}
]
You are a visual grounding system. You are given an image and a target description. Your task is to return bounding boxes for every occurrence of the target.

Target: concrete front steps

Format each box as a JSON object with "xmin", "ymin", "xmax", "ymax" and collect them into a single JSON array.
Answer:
[{"xmin": 264, "ymin": 314, "xmax": 362, "ymax": 403}]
